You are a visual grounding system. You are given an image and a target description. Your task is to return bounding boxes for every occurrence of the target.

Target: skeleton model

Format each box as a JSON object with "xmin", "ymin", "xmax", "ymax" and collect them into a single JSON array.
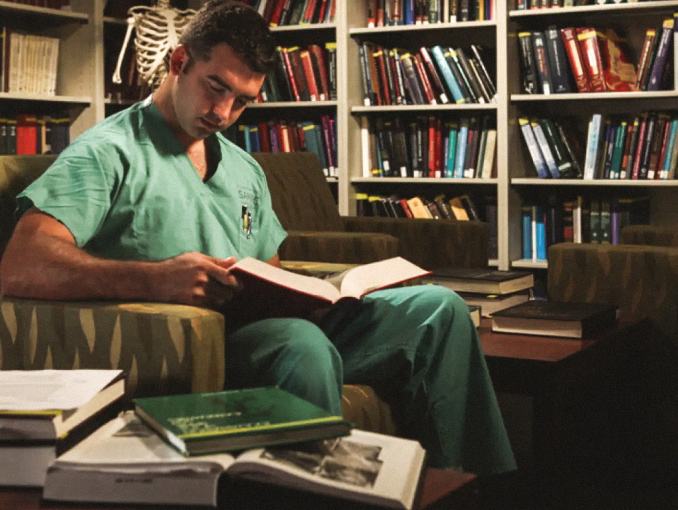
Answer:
[{"xmin": 112, "ymin": 0, "xmax": 196, "ymax": 91}]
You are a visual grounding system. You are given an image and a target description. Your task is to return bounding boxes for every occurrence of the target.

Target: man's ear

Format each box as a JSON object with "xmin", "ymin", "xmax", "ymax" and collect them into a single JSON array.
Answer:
[{"xmin": 169, "ymin": 45, "xmax": 189, "ymax": 74}]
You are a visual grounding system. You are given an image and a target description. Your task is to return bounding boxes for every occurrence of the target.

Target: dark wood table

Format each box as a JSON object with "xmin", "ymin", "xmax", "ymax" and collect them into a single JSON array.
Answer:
[
  {"xmin": 478, "ymin": 317, "xmax": 649, "ymax": 509},
  {"xmin": 0, "ymin": 467, "xmax": 478, "ymax": 510}
]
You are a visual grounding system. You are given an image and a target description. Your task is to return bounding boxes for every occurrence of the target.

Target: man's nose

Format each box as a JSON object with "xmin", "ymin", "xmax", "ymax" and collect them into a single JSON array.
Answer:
[{"xmin": 210, "ymin": 96, "xmax": 235, "ymax": 124}]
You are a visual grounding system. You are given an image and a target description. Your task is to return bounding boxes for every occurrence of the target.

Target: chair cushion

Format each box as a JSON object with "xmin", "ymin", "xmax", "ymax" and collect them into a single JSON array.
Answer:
[
  {"xmin": 621, "ymin": 225, "xmax": 678, "ymax": 247},
  {"xmin": 280, "ymin": 231, "xmax": 399, "ymax": 264},
  {"xmin": 251, "ymin": 152, "xmax": 344, "ymax": 231},
  {"xmin": 0, "ymin": 297, "xmax": 225, "ymax": 397}
]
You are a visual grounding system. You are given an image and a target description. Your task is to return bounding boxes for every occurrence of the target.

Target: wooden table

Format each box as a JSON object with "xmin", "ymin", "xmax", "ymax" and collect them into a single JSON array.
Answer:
[
  {"xmin": 0, "ymin": 468, "xmax": 477, "ymax": 510},
  {"xmin": 478, "ymin": 317, "xmax": 648, "ymax": 509}
]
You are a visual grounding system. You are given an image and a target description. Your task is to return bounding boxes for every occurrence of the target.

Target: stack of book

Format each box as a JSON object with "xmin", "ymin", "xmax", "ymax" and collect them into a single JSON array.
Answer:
[
  {"xmin": 43, "ymin": 386, "xmax": 428, "ymax": 510},
  {"xmin": 0, "ymin": 113, "xmax": 70, "ymax": 156},
  {"xmin": 263, "ymin": 43, "xmax": 336, "ymax": 103},
  {"xmin": 358, "ymin": 43, "xmax": 496, "ymax": 107},
  {"xmin": 521, "ymin": 195, "xmax": 650, "ymax": 260},
  {"xmin": 518, "ymin": 20, "xmax": 674, "ymax": 95},
  {"xmin": 0, "ymin": 27, "xmax": 60, "ymax": 96},
  {"xmin": 0, "ymin": 369, "xmax": 125, "ymax": 487},
  {"xmin": 227, "ymin": 115, "xmax": 338, "ymax": 177},
  {"xmin": 424, "ymin": 268, "xmax": 534, "ymax": 317},
  {"xmin": 360, "ymin": 114, "xmax": 497, "ymax": 179}
]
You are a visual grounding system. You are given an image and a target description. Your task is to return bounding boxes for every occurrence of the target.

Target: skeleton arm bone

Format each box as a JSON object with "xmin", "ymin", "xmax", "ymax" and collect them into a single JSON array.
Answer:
[{"xmin": 112, "ymin": 16, "xmax": 136, "ymax": 85}]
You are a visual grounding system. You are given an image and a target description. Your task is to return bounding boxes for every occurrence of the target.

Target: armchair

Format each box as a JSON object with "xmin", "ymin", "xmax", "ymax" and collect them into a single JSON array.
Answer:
[
  {"xmin": 0, "ymin": 155, "xmax": 393, "ymax": 432},
  {"xmin": 547, "ymin": 231, "xmax": 678, "ymax": 502},
  {"xmin": 252, "ymin": 151, "xmax": 489, "ymax": 270}
]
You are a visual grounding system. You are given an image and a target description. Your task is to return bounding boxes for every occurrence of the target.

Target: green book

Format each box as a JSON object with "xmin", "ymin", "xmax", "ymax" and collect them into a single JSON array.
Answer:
[{"xmin": 134, "ymin": 386, "xmax": 353, "ymax": 456}]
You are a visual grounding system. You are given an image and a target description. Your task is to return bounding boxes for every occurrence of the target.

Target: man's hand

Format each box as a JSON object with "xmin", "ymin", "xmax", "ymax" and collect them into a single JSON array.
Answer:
[{"xmin": 154, "ymin": 252, "xmax": 241, "ymax": 310}]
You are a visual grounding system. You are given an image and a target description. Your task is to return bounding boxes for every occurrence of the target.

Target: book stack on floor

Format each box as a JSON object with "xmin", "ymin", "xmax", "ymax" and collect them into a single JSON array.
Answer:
[
  {"xmin": 423, "ymin": 268, "xmax": 534, "ymax": 318},
  {"xmin": 491, "ymin": 300, "xmax": 619, "ymax": 339},
  {"xmin": 0, "ymin": 369, "xmax": 125, "ymax": 487},
  {"xmin": 43, "ymin": 386, "xmax": 428, "ymax": 510}
]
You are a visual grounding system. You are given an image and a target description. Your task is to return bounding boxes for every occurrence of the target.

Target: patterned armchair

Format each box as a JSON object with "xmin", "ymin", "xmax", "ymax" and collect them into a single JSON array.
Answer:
[
  {"xmin": 547, "ymin": 230, "xmax": 678, "ymax": 495},
  {"xmin": 0, "ymin": 154, "xmax": 397, "ymax": 433},
  {"xmin": 252, "ymin": 151, "xmax": 489, "ymax": 270}
]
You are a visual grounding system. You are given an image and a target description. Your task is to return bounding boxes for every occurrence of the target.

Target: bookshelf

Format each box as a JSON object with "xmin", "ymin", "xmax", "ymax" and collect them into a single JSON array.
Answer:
[
  {"xmin": 5, "ymin": 1, "xmax": 678, "ymax": 271},
  {"xmin": 506, "ymin": 0, "xmax": 678, "ymax": 269}
]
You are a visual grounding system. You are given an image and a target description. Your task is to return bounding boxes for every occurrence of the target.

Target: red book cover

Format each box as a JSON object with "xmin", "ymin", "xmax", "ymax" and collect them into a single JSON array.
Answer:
[
  {"xmin": 375, "ymin": 46, "xmax": 391, "ymax": 106},
  {"xmin": 560, "ymin": 27, "xmax": 591, "ymax": 93},
  {"xmin": 281, "ymin": 47, "xmax": 301, "ymax": 101},
  {"xmin": 428, "ymin": 116, "xmax": 436, "ymax": 177},
  {"xmin": 258, "ymin": 121, "xmax": 271, "ymax": 152},
  {"xmin": 299, "ymin": 50, "xmax": 319, "ymax": 101},
  {"xmin": 302, "ymin": 0, "xmax": 319, "ymax": 23},
  {"xmin": 412, "ymin": 54, "xmax": 436, "ymax": 104},
  {"xmin": 308, "ymin": 45, "xmax": 329, "ymax": 100},
  {"xmin": 631, "ymin": 115, "xmax": 648, "ymax": 180},
  {"xmin": 269, "ymin": 0, "xmax": 286, "ymax": 26},
  {"xmin": 576, "ymin": 27, "xmax": 606, "ymax": 92},
  {"xmin": 16, "ymin": 114, "xmax": 38, "ymax": 155}
]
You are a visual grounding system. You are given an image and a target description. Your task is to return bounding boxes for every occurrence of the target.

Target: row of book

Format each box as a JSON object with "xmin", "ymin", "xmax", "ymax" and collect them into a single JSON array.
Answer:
[
  {"xmin": 516, "ymin": 0, "xmax": 650, "ymax": 9},
  {"xmin": 227, "ymin": 116, "xmax": 338, "ymax": 177},
  {"xmin": 521, "ymin": 195, "xmax": 650, "ymax": 260},
  {"xmin": 0, "ymin": 114, "xmax": 70, "ymax": 155},
  {"xmin": 356, "ymin": 192, "xmax": 485, "ymax": 220},
  {"xmin": 0, "ymin": 27, "xmax": 60, "ymax": 95},
  {"xmin": 2, "ymin": 370, "xmax": 425, "ymax": 509},
  {"xmin": 359, "ymin": 43, "xmax": 496, "ymax": 106},
  {"xmin": 583, "ymin": 112, "xmax": 678, "ymax": 180},
  {"xmin": 1, "ymin": 0, "xmax": 71, "ymax": 8},
  {"xmin": 260, "ymin": 43, "xmax": 337, "ymax": 103},
  {"xmin": 361, "ymin": 114, "xmax": 496, "ymax": 179},
  {"xmin": 519, "ymin": 116, "xmax": 583, "ymax": 179},
  {"xmin": 241, "ymin": 0, "xmax": 336, "ymax": 26},
  {"xmin": 518, "ymin": 22, "xmax": 673, "ymax": 95},
  {"xmin": 367, "ymin": 0, "xmax": 495, "ymax": 26}
]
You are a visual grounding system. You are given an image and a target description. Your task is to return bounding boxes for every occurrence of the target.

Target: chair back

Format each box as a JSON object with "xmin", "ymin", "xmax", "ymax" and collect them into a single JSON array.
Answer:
[
  {"xmin": 0, "ymin": 155, "xmax": 56, "ymax": 259},
  {"xmin": 251, "ymin": 152, "xmax": 344, "ymax": 232}
]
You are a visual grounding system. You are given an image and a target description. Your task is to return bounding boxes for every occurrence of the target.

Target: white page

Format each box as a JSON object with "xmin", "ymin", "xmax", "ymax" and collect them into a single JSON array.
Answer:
[{"xmin": 0, "ymin": 369, "xmax": 122, "ymax": 411}]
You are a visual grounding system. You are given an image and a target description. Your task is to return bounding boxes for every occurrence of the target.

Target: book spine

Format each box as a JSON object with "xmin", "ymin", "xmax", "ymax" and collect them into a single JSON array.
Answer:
[
  {"xmin": 635, "ymin": 28, "xmax": 657, "ymax": 91},
  {"xmin": 531, "ymin": 31, "xmax": 553, "ymax": 94},
  {"xmin": 560, "ymin": 26, "xmax": 591, "ymax": 92},
  {"xmin": 544, "ymin": 25, "xmax": 572, "ymax": 93},
  {"xmin": 583, "ymin": 113, "xmax": 602, "ymax": 180},
  {"xmin": 431, "ymin": 46, "xmax": 466, "ymax": 104},
  {"xmin": 519, "ymin": 117, "xmax": 549, "ymax": 178},
  {"xmin": 647, "ymin": 18, "xmax": 674, "ymax": 91},
  {"xmin": 576, "ymin": 27, "xmax": 606, "ymax": 91},
  {"xmin": 531, "ymin": 119, "xmax": 560, "ymax": 178}
]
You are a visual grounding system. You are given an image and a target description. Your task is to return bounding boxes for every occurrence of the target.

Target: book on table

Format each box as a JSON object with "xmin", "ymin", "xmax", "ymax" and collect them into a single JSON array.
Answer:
[
  {"xmin": 490, "ymin": 300, "xmax": 619, "ymax": 339},
  {"xmin": 458, "ymin": 290, "xmax": 532, "ymax": 317},
  {"xmin": 0, "ymin": 369, "xmax": 125, "ymax": 486},
  {"xmin": 133, "ymin": 386, "xmax": 353, "ymax": 456},
  {"xmin": 423, "ymin": 267, "xmax": 534, "ymax": 295},
  {"xmin": 44, "ymin": 411, "xmax": 427, "ymax": 510},
  {"xmin": 229, "ymin": 256, "xmax": 430, "ymax": 318}
]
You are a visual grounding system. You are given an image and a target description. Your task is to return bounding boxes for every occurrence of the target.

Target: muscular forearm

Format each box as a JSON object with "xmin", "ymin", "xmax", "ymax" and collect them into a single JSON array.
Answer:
[{"xmin": 1, "ymin": 231, "xmax": 160, "ymax": 301}]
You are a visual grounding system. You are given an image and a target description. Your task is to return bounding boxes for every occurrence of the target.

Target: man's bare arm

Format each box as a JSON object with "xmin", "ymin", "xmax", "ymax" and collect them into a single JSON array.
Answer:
[{"xmin": 0, "ymin": 208, "xmax": 239, "ymax": 308}]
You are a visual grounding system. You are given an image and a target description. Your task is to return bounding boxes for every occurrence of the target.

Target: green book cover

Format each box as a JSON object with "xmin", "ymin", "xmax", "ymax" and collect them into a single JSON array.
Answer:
[{"xmin": 134, "ymin": 386, "xmax": 352, "ymax": 456}]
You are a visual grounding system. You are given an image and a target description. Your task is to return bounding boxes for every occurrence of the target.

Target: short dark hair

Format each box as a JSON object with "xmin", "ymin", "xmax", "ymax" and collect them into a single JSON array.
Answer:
[{"xmin": 179, "ymin": 0, "xmax": 275, "ymax": 74}]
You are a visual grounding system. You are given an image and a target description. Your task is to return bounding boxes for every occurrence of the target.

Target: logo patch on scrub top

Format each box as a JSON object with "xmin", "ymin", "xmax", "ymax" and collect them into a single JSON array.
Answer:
[{"xmin": 238, "ymin": 188, "xmax": 260, "ymax": 208}]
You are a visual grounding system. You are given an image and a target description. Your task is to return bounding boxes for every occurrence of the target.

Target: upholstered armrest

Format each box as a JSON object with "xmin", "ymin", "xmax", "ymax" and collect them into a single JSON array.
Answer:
[
  {"xmin": 547, "ymin": 242, "xmax": 678, "ymax": 338},
  {"xmin": 621, "ymin": 225, "xmax": 678, "ymax": 247},
  {"xmin": 279, "ymin": 230, "xmax": 399, "ymax": 264},
  {"xmin": 0, "ymin": 296, "xmax": 225, "ymax": 397},
  {"xmin": 342, "ymin": 217, "xmax": 489, "ymax": 270}
]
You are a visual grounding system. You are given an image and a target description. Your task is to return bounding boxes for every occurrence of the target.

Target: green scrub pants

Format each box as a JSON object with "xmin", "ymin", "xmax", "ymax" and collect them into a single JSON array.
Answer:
[{"xmin": 224, "ymin": 285, "xmax": 516, "ymax": 475}]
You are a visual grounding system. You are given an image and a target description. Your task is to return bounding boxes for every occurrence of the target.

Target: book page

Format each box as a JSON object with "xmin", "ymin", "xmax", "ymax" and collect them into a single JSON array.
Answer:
[
  {"xmin": 55, "ymin": 412, "xmax": 235, "ymax": 473},
  {"xmin": 339, "ymin": 257, "xmax": 430, "ymax": 299},
  {"xmin": 0, "ymin": 370, "xmax": 122, "ymax": 411},
  {"xmin": 229, "ymin": 428, "xmax": 425, "ymax": 509},
  {"xmin": 232, "ymin": 257, "xmax": 342, "ymax": 302}
]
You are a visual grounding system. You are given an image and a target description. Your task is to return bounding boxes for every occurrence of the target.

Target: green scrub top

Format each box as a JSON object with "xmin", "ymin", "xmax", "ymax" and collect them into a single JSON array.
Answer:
[{"xmin": 17, "ymin": 99, "xmax": 287, "ymax": 262}]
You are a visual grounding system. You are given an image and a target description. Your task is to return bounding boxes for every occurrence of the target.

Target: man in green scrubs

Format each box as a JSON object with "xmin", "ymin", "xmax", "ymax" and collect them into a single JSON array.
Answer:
[{"xmin": 0, "ymin": 0, "xmax": 515, "ymax": 477}]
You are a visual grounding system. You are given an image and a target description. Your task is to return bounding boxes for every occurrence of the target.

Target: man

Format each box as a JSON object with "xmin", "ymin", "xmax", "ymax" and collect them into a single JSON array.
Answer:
[{"xmin": 0, "ymin": 0, "xmax": 515, "ymax": 476}]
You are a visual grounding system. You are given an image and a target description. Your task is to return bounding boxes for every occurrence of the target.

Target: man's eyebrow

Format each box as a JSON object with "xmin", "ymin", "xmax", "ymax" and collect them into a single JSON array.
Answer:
[{"xmin": 208, "ymin": 75, "xmax": 257, "ymax": 102}]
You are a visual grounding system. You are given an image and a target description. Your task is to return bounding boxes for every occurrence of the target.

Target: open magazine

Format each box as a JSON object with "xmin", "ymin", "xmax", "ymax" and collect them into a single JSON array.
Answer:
[
  {"xmin": 228, "ymin": 256, "xmax": 430, "ymax": 318},
  {"xmin": 44, "ymin": 412, "xmax": 426, "ymax": 510}
]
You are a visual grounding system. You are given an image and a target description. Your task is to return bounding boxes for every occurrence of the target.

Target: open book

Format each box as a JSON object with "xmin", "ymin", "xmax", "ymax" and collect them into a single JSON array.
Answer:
[
  {"xmin": 229, "ymin": 257, "xmax": 430, "ymax": 319},
  {"xmin": 44, "ymin": 412, "xmax": 427, "ymax": 510}
]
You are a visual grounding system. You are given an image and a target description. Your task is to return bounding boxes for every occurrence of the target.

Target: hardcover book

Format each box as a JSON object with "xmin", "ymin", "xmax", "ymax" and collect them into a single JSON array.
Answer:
[
  {"xmin": 134, "ymin": 387, "xmax": 353, "ymax": 456},
  {"xmin": 423, "ymin": 268, "xmax": 534, "ymax": 295},
  {"xmin": 44, "ymin": 411, "xmax": 427, "ymax": 510},
  {"xmin": 491, "ymin": 300, "xmax": 618, "ymax": 339},
  {"xmin": 458, "ymin": 290, "xmax": 532, "ymax": 317}
]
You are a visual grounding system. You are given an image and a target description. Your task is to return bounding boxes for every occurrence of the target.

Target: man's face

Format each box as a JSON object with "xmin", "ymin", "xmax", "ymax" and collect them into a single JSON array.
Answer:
[{"xmin": 172, "ymin": 43, "xmax": 265, "ymax": 141}]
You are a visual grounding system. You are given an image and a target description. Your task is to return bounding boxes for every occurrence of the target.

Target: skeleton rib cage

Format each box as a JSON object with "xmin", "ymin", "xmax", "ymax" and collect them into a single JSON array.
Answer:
[{"xmin": 112, "ymin": 0, "xmax": 195, "ymax": 91}]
